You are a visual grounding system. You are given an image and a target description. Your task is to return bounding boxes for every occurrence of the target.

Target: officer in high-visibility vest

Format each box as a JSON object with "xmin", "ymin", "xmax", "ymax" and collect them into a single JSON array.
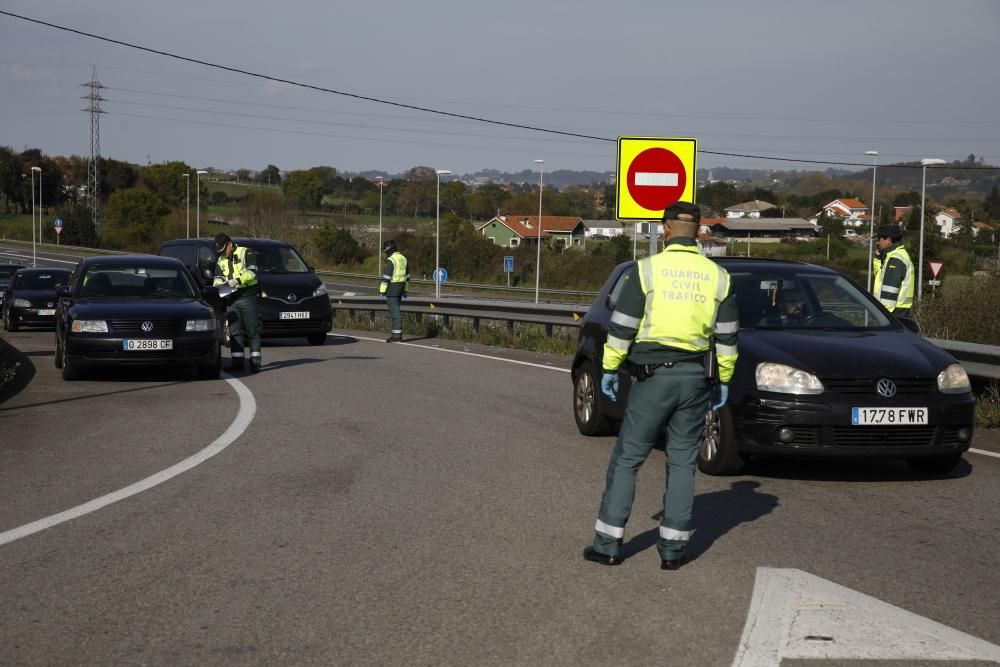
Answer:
[
  {"xmin": 583, "ymin": 202, "xmax": 739, "ymax": 571},
  {"xmin": 872, "ymin": 224, "xmax": 914, "ymax": 317},
  {"xmin": 379, "ymin": 239, "xmax": 410, "ymax": 342},
  {"xmin": 213, "ymin": 233, "xmax": 262, "ymax": 372}
]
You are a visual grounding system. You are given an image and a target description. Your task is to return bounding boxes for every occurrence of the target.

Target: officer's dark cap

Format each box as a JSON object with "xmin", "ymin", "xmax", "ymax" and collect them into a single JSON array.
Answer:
[
  {"xmin": 877, "ymin": 224, "xmax": 902, "ymax": 241},
  {"xmin": 214, "ymin": 232, "xmax": 232, "ymax": 254},
  {"xmin": 662, "ymin": 202, "xmax": 701, "ymax": 224}
]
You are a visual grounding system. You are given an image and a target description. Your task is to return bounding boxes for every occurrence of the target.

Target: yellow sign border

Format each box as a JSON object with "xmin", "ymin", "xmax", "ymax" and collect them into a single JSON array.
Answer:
[{"xmin": 615, "ymin": 136, "xmax": 697, "ymax": 221}]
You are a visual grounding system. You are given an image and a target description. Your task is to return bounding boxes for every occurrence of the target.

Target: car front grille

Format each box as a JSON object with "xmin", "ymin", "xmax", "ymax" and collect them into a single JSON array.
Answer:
[
  {"xmin": 831, "ymin": 426, "xmax": 936, "ymax": 447},
  {"xmin": 109, "ymin": 319, "xmax": 183, "ymax": 334},
  {"xmin": 83, "ymin": 349, "xmax": 205, "ymax": 360},
  {"xmin": 263, "ymin": 320, "xmax": 319, "ymax": 332},
  {"xmin": 820, "ymin": 378, "xmax": 936, "ymax": 395}
]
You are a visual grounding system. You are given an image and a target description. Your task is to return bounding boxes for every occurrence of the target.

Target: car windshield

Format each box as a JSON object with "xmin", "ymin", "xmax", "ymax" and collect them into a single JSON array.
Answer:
[
  {"xmin": 729, "ymin": 269, "xmax": 893, "ymax": 330},
  {"xmin": 246, "ymin": 244, "xmax": 310, "ymax": 274},
  {"xmin": 80, "ymin": 265, "xmax": 195, "ymax": 299},
  {"xmin": 15, "ymin": 271, "xmax": 70, "ymax": 290}
]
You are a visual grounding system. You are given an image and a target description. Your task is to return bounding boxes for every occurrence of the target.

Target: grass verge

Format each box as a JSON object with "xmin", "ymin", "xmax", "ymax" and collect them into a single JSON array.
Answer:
[{"xmin": 976, "ymin": 384, "xmax": 1000, "ymax": 429}]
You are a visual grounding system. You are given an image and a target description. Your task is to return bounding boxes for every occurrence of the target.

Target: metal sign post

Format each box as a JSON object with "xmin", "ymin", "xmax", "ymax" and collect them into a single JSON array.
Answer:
[{"xmin": 54, "ymin": 218, "xmax": 63, "ymax": 246}]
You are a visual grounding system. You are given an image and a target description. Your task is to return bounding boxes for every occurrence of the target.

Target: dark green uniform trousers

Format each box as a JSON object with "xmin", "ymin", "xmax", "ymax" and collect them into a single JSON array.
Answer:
[
  {"xmin": 385, "ymin": 295, "xmax": 402, "ymax": 340},
  {"xmin": 227, "ymin": 293, "xmax": 261, "ymax": 369},
  {"xmin": 593, "ymin": 362, "xmax": 710, "ymax": 561}
]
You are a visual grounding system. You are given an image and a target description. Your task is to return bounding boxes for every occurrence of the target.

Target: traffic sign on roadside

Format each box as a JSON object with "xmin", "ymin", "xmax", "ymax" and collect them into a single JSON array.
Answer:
[
  {"xmin": 503, "ymin": 256, "xmax": 514, "ymax": 273},
  {"xmin": 433, "ymin": 267, "xmax": 448, "ymax": 283},
  {"xmin": 54, "ymin": 218, "xmax": 63, "ymax": 229},
  {"xmin": 928, "ymin": 260, "xmax": 944, "ymax": 280},
  {"xmin": 616, "ymin": 136, "xmax": 697, "ymax": 221}
]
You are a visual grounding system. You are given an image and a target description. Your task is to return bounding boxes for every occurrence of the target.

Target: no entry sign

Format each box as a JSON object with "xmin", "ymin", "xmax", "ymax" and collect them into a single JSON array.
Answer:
[{"xmin": 616, "ymin": 137, "xmax": 697, "ymax": 221}]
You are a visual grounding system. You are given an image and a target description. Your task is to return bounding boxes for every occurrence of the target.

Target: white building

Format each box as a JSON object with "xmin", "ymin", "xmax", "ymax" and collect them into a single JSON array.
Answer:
[
  {"xmin": 724, "ymin": 200, "xmax": 778, "ymax": 219},
  {"xmin": 934, "ymin": 208, "xmax": 964, "ymax": 239}
]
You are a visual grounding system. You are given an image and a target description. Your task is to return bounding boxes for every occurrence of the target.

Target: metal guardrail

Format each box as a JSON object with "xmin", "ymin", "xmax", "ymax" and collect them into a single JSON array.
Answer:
[
  {"xmin": 330, "ymin": 296, "xmax": 1000, "ymax": 382},
  {"xmin": 317, "ymin": 269, "xmax": 598, "ymax": 300}
]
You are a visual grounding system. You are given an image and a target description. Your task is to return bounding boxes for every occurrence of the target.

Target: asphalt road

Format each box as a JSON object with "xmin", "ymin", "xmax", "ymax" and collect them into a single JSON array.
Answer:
[{"xmin": 2, "ymin": 322, "xmax": 1000, "ymax": 665}]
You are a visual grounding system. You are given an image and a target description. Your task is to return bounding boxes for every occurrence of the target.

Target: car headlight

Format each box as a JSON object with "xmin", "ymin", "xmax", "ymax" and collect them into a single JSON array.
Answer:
[
  {"xmin": 71, "ymin": 319, "xmax": 108, "ymax": 333},
  {"xmin": 756, "ymin": 362, "xmax": 824, "ymax": 395},
  {"xmin": 13, "ymin": 298, "xmax": 31, "ymax": 308},
  {"xmin": 937, "ymin": 363, "xmax": 971, "ymax": 394},
  {"xmin": 186, "ymin": 319, "xmax": 215, "ymax": 332},
  {"xmin": 313, "ymin": 284, "xmax": 328, "ymax": 298}
]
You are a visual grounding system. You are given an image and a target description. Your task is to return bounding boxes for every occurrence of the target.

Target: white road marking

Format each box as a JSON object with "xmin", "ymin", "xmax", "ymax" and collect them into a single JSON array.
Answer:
[
  {"xmin": 733, "ymin": 568, "xmax": 1000, "ymax": 665},
  {"xmin": 0, "ymin": 373, "xmax": 256, "ymax": 547},
  {"xmin": 333, "ymin": 333, "xmax": 571, "ymax": 373},
  {"xmin": 634, "ymin": 172, "xmax": 679, "ymax": 187},
  {"xmin": 968, "ymin": 447, "xmax": 1000, "ymax": 459},
  {"xmin": 0, "ymin": 250, "xmax": 79, "ymax": 265}
]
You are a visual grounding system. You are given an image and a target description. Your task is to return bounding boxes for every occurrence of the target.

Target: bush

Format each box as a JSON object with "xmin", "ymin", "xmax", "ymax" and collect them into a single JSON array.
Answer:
[
  {"xmin": 976, "ymin": 384, "xmax": 1000, "ymax": 429},
  {"xmin": 914, "ymin": 274, "xmax": 1000, "ymax": 344}
]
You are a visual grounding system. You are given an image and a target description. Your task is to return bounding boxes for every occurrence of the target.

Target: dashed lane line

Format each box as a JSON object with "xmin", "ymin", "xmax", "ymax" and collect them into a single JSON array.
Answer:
[{"xmin": 0, "ymin": 373, "xmax": 256, "ymax": 547}]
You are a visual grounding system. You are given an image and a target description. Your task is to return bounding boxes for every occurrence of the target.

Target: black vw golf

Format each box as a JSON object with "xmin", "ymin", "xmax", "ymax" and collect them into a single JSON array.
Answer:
[
  {"xmin": 55, "ymin": 255, "xmax": 222, "ymax": 380},
  {"xmin": 3, "ymin": 267, "xmax": 71, "ymax": 331},
  {"xmin": 572, "ymin": 257, "xmax": 976, "ymax": 475}
]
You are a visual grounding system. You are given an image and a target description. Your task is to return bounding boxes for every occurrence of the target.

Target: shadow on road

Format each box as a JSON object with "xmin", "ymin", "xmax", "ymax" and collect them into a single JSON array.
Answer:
[
  {"xmin": 258, "ymin": 356, "xmax": 379, "ymax": 371},
  {"xmin": 0, "ymin": 380, "xmax": 185, "ymax": 412},
  {"xmin": 0, "ymin": 337, "xmax": 35, "ymax": 405},
  {"xmin": 743, "ymin": 456, "xmax": 973, "ymax": 482},
  {"xmin": 622, "ymin": 480, "xmax": 779, "ymax": 561}
]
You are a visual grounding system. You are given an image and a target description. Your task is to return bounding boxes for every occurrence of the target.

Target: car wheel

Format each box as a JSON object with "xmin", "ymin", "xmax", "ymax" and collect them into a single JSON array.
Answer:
[
  {"xmin": 574, "ymin": 361, "xmax": 613, "ymax": 436},
  {"xmin": 54, "ymin": 333, "xmax": 63, "ymax": 369},
  {"xmin": 906, "ymin": 453, "xmax": 963, "ymax": 474},
  {"xmin": 6, "ymin": 311, "xmax": 16, "ymax": 332},
  {"xmin": 307, "ymin": 332, "xmax": 327, "ymax": 346},
  {"xmin": 61, "ymin": 342, "xmax": 79, "ymax": 381},
  {"xmin": 198, "ymin": 345, "xmax": 222, "ymax": 380},
  {"xmin": 698, "ymin": 406, "xmax": 744, "ymax": 475}
]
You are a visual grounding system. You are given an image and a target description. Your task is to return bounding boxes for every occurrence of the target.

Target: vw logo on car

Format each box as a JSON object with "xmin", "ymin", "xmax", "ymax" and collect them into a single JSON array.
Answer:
[
  {"xmin": 287, "ymin": 294, "xmax": 297, "ymax": 302},
  {"xmin": 876, "ymin": 378, "xmax": 897, "ymax": 398},
  {"xmin": 141, "ymin": 321, "xmax": 154, "ymax": 333}
]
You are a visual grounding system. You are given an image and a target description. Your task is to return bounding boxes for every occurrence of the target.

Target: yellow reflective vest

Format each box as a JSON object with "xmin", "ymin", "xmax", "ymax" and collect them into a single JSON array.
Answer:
[
  {"xmin": 872, "ymin": 244, "xmax": 914, "ymax": 312},
  {"xmin": 213, "ymin": 245, "xmax": 258, "ymax": 290}
]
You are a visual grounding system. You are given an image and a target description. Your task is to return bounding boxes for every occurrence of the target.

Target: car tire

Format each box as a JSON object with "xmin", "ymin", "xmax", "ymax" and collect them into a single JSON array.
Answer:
[
  {"xmin": 698, "ymin": 406, "xmax": 744, "ymax": 475},
  {"xmin": 61, "ymin": 342, "xmax": 79, "ymax": 381},
  {"xmin": 6, "ymin": 312, "xmax": 16, "ymax": 332},
  {"xmin": 574, "ymin": 360, "xmax": 613, "ymax": 436},
  {"xmin": 54, "ymin": 333, "xmax": 63, "ymax": 369},
  {"xmin": 906, "ymin": 453, "xmax": 963, "ymax": 474},
  {"xmin": 307, "ymin": 332, "xmax": 327, "ymax": 346}
]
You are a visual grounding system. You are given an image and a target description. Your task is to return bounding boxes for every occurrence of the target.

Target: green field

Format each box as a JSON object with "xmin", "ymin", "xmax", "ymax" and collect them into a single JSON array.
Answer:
[{"xmin": 204, "ymin": 180, "xmax": 281, "ymax": 199}]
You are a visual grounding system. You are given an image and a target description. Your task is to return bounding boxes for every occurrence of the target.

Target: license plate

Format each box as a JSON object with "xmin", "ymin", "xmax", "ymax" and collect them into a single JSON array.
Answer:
[
  {"xmin": 851, "ymin": 407, "xmax": 928, "ymax": 425},
  {"xmin": 123, "ymin": 339, "xmax": 173, "ymax": 351},
  {"xmin": 279, "ymin": 311, "xmax": 309, "ymax": 320},
  {"xmin": 37, "ymin": 309, "xmax": 56, "ymax": 316}
]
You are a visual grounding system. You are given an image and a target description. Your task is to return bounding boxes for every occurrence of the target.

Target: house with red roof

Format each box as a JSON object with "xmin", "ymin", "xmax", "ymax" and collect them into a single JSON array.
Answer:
[
  {"xmin": 815, "ymin": 198, "xmax": 869, "ymax": 227},
  {"xmin": 476, "ymin": 215, "xmax": 586, "ymax": 248}
]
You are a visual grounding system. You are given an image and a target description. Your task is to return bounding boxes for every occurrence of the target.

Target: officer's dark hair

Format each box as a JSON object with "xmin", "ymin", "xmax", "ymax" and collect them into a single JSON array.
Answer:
[
  {"xmin": 383, "ymin": 239, "xmax": 397, "ymax": 254},
  {"xmin": 877, "ymin": 224, "xmax": 903, "ymax": 242},
  {"xmin": 662, "ymin": 201, "xmax": 701, "ymax": 225}
]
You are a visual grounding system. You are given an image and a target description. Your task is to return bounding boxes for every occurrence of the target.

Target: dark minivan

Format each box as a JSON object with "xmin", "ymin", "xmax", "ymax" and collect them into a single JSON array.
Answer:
[{"xmin": 159, "ymin": 237, "xmax": 332, "ymax": 345}]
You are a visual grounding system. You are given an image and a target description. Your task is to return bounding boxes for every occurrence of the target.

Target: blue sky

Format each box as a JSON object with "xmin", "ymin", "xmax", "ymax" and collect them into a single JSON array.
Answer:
[{"xmin": 1, "ymin": 0, "xmax": 998, "ymax": 176}]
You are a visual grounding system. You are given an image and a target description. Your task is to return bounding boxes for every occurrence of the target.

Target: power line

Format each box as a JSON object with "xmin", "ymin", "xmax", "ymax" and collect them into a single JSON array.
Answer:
[{"xmin": 2, "ymin": 10, "xmax": 999, "ymax": 171}]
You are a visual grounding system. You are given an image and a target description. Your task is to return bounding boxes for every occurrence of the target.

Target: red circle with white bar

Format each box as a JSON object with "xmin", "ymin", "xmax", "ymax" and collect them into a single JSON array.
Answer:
[{"xmin": 626, "ymin": 147, "xmax": 687, "ymax": 211}]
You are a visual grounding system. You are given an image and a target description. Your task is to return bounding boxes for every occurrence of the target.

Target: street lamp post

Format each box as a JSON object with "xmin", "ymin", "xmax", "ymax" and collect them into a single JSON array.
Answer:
[
  {"xmin": 534, "ymin": 159, "xmax": 544, "ymax": 304},
  {"xmin": 30, "ymin": 166, "xmax": 41, "ymax": 267},
  {"xmin": 196, "ymin": 170, "xmax": 208, "ymax": 238},
  {"xmin": 918, "ymin": 158, "xmax": 946, "ymax": 301},
  {"xmin": 865, "ymin": 150, "xmax": 878, "ymax": 291},
  {"xmin": 375, "ymin": 176, "xmax": 385, "ymax": 275},
  {"xmin": 183, "ymin": 173, "xmax": 190, "ymax": 239},
  {"xmin": 435, "ymin": 169, "xmax": 451, "ymax": 300}
]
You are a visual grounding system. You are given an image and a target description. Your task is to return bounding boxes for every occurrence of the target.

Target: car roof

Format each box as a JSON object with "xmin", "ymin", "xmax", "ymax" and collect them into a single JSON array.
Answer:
[
  {"xmin": 79, "ymin": 255, "xmax": 186, "ymax": 268},
  {"xmin": 12, "ymin": 267, "xmax": 71, "ymax": 274},
  {"xmin": 714, "ymin": 257, "xmax": 839, "ymax": 275},
  {"xmin": 160, "ymin": 237, "xmax": 291, "ymax": 248}
]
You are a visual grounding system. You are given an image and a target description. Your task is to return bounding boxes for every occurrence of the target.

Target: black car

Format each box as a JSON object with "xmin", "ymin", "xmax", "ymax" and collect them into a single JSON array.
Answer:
[
  {"xmin": 54, "ymin": 255, "xmax": 222, "ymax": 380},
  {"xmin": 159, "ymin": 237, "xmax": 332, "ymax": 345},
  {"xmin": 572, "ymin": 258, "xmax": 976, "ymax": 475},
  {"xmin": 3, "ymin": 267, "xmax": 72, "ymax": 331},
  {"xmin": 0, "ymin": 262, "xmax": 22, "ymax": 307}
]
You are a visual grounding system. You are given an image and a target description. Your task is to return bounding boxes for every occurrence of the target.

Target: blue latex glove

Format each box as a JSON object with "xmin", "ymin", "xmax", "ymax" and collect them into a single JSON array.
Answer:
[
  {"xmin": 601, "ymin": 372, "xmax": 619, "ymax": 401},
  {"xmin": 711, "ymin": 383, "xmax": 729, "ymax": 411},
  {"xmin": 402, "ymin": 292, "xmax": 408, "ymax": 299}
]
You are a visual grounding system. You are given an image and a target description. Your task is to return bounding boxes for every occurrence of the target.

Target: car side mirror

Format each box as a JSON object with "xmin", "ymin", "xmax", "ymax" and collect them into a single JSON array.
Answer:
[
  {"xmin": 56, "ymin": 286, "xmax": 69, "ymax": 298},
  {"xmin": 897, "ymin": 316, "xmax": 920, "ymax": 334}
]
